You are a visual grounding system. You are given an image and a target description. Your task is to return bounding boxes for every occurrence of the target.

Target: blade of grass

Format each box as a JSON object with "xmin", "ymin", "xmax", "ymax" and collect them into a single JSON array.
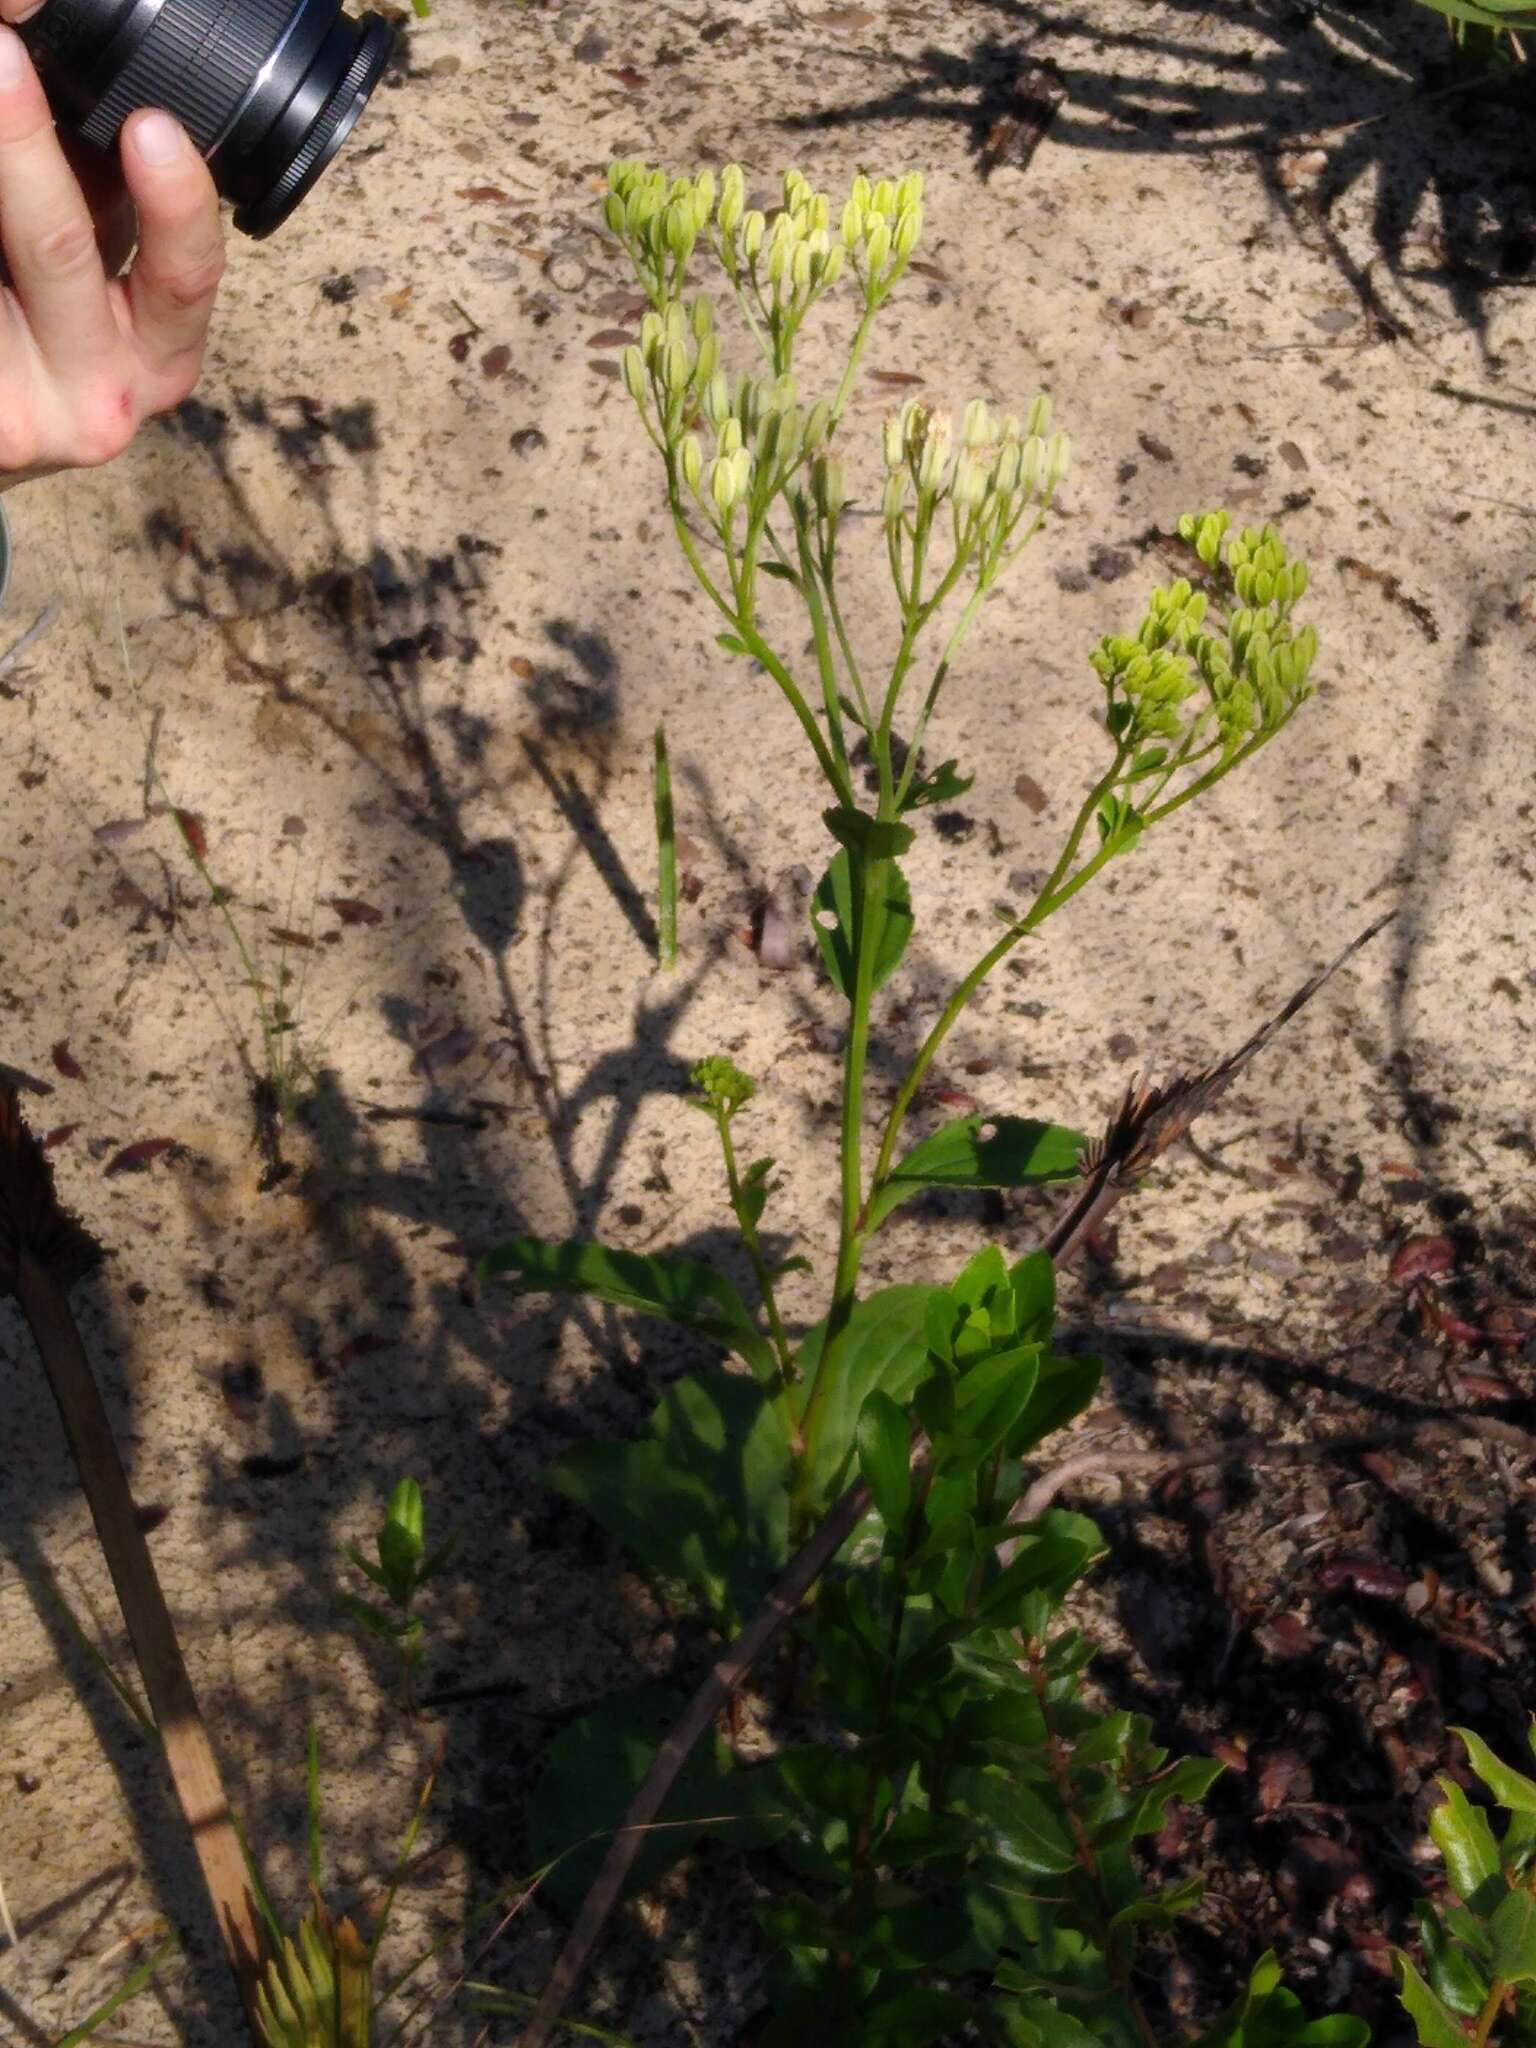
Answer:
[
  {"xmin": 653, "ymin": 725, "xmax": 678, "ymax": 970},
  {"xmin": 54, "ymin": 1927, "xmax": 179, "ymax": 2046}
]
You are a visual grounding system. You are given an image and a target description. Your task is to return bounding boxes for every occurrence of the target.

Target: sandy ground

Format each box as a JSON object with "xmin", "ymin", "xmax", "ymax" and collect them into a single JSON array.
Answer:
[{"xmin": 1, "ymin": 0, "xmax": 1534, "ymax": 2039}]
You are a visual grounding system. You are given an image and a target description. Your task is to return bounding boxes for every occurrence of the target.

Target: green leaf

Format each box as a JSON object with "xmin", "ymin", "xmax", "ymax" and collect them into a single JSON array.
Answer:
[
  {"xmin": 900, "ymin": 758, "xmax": 975, "ymax": 813},
  {"xmin": 793, "ymin": 1284, "xmax": 938, "ymax": 1506},
  {"xmin": 479, "ymin": 1235, "xmax": 778, "ymax": 1384},
  {"xmin": 998, "ymin": 1995, "xmax": 1116, "ymax": 2048},
  {"xmin": 1009, "ymin": 1352, "xmax": 1102, "ymax": 1459},
  {"xmin": 811, "ymin": 849, "xmax": 913, "ymax": 996},
  {"xmin": 868, "ymin": 1116, "xmax": 1085, "ymax": 1229},
  {"xmin": 717, "ymin": 631, "xmax": 751, "ymax": 655},
  {"xmin": 384, "ymin": 1477, "xmax": 424, "ymax": 1555},
  {"xmin": 1398, "ymin": 1954, "xmax": 1474, "ymax": 2048},
  {"xmin": 339, "ymin": 1592, "xmax": 407, "ymax": 1643},
  {"xmin": 1431, "ymin": 1777, "xmax": 1507, "ymax": 1910},
  {"xmin": 953, "ymin": 1768, "xmax": 1077, "ymax": 1874},
  {"xmin": 821, "ymin": 806, "xmax": 916, "ymax": 861},
  {"xmin": 1106, "ymin": 1877, "xmax": 1205, "ymax": 1935},
  {"xmin": 377, "ymin": 1519, "xmax": 421, "ymax": 1606},
  {"xmin": 527, "ymin": 1685, "xmax": 747, "ymax": 1914},
  {"xmin": 856, "ymin": 1989, "xmax": 975, "ymax": 2045},
  {"xmin": 550, "ymin": 1367, "xmax": 790, "ymax": 1625},
  {"xmin": 1417, "ymin": 1902, "xmax": 1489, "ymax": 2017},
  {"xmin": 740, "ymin": 1156, "xmax": 775, "ymax": 1229},
  {"xmin": 1492, "ymin": 1889, "xmax": 1536, "ymax": 1983},
  {"xmin": 857, "ymin": 1389, "xmax": 912, "ymax": 1531},
  {"xmin": 1456, "ymin": 1727, "xmax": 1536, "ymax": 1816}
]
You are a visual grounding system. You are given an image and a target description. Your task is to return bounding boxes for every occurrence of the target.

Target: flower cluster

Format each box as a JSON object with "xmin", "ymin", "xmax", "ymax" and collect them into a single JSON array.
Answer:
[
  {"xmin": 1091, "ymin": 514, "xmax": 1318, "ymax": 770},
  {"xmin": 678, "ymin": 370, "xmax": 833, "ymax": 534},
  {"xmin": 880, "ymin": 395, "xmax": 1071, "ymax": 583},
  {"xmin": 606, "ymin": 162, "xmax": 716, "ymax": 304}
]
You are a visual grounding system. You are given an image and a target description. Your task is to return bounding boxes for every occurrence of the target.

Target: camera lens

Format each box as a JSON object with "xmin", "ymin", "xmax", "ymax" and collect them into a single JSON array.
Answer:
[{"xmin": 19, "ymin": 0, "xmax": 395, "ymax": 239}]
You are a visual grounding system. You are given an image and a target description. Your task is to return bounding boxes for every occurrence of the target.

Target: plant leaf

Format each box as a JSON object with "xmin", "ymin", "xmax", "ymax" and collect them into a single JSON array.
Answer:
[
  {"xmin": 811, "ymin": 849, "xmax": 913, "ymax": 996},
  {"xmin": 480, "ymin": 1235, "xmax": 778, "ymax": 1384},
  {"xmin": 1430, "ymin": 1777, "xmax": 1506, "ymax": 1908},
  {"xmin": 857, "ymin": 1389, "xmax": 912, "ymax": 1531},
  {"xmin": 1491, "ymin": 1888, "xmax": 1536, "ymax": 1983},
  {"xmin": 900, "ymin": 758, "xmax": 975, "ymax": 813},
  {"xmin": 793, "ymin": 1285, "xmax": 939, "ymax": 1506},
  {"xmin": 1397, "ymin": 1954, "xmax": 1474, "ymax": 2048},
  {"xmin": 868, "ymin": 1116, "xmax": 1086, "ymax": 1229},
  {"xmin": 1455, "ymin": 1727, "xmax": 1536, "ymax": 1815}
]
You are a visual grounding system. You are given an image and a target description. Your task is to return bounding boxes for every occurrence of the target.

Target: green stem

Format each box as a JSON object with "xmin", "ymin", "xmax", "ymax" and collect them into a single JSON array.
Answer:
[
  {"xmin": 1471, "ymin": 1977, "xmax": 1509, "ymax": 2048},
  {"xmin": 716, "ymin": 1115, "xmax": 801, "ymax": 1438},
  {"xmin": 865, "ymin": 759, "xmax": 1126, "ymax": 1208},
  {"xmin": 796, "ymin": 512, "xmax": 851, "ymax": 789},
  {"xmin": 892, "ymin": 579, "xmax": 989, "ymax": 810},
  {"xmin": 791, "ymin": 845, "xmax": 884, "ymax": 1527},
  {"xmin": 828, "ymin": 299, "xmax": 880, "ymax": 433}
]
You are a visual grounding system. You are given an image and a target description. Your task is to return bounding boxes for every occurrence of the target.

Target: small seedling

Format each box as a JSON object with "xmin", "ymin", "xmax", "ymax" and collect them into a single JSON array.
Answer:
[{"xmin": 342, "ymin": 1478, "xmax": 453, "ymax": 1712}]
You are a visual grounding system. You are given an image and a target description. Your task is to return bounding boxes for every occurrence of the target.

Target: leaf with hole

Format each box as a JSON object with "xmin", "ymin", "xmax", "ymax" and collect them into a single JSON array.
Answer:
[
  {"xmin": 811, "ymin": 849, "xmax": 913, "ymax": 996},
  {"xmin": 479, "ymin": 1235, "xmax": 777, "ymax": 1384},
  {"xmin": 867, "ymin": 1116, "xmax": 1086, "ymax": 1229}
]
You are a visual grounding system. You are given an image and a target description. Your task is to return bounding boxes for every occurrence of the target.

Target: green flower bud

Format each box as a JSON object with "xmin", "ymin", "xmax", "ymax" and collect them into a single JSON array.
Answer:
[
  {"xmin": 691, "ymin": 297, "xmax": 714, "ymax": 341},
  {"xmin": 803, "ymin": 399, "xmax": 832, "ymax": 450},
  {"xmin": 718, "ymin": 416, "xmax": 744, "ymax": 458},
  {"xmin": 813, "ymin": 454, "xmax": 847, "ymax": 520},
  {"xmin": 791, "ymin": 242, "xmax": 812, "ymax": 292},
  {"xmin": 622, "ymin": 345, "xmax": 648, "ymax": 405},
  {"xmin": 784, "ymin": 167, "xmax": 810, "ymax": 212},
  {"xmin": 1044, "ymin": 432, "xmax": 1071, "ymax": 490},
  {"xmin": 692, "ymin": 331, "xmax": 718, "ymax": 389},
  {"xmin": 851, "ymin": 173, "xmax": 872, "ymax": 210},
  {"xmin": 883, "ymin": 415, "xmax": 906, "ymax": 470},
  {"xmin": 952, "ymin": 452, "xmax": 989, "ymax": 508},
  {"xmin": 604, "ymin": 192, "xmax": 627, "ymax": 237},
  {"xmin": 1025, "ymin": 394, "xmax": 1053, "ymax": 438},
  {"xmin": 871, "ymin": 176, "xmax": 896, "ymax": 216},
  {"xmin": 881, "ymin": 472, "xmax": 909, "ymax": 522},
  {"xmin": 916, "ymin": 412, "xmax": 951, "ymax": 494},
  {"xmin": 865, "ymin": 218, "xmax": 892, "ymax": 274},
  {"xmin": 893, "ymin": 203, "xmax": 922, "ymax": 260},
  {"xmin": 662, "ymin": 336, "xmax": 690, "ymax": 393},
  {"xmin": 693, "ymin": 169, "xmax": 716, "ymax": 221},
  {"xmin": 962, "ymin": 399, "xmax": 995, "ymax": 449},
  {"xmin": 679, "ymin": 433, "xmax": 703, "ymax": 491},
  {"xmin": 818, "ymin": 243, "xmax": 845, "ymax": 288},
  {"xmin": 666, "ymin": 203, "xmax": 696, "ymax": 264},
  {"xmin": 1018, "ymin": 437, "xmax": 1043, "ymax": 494},
  {"xmin": 742, "ymin": 211, "xmax": 766, "ymax": 262},
  {"xmin": 766, "ymin": 238, "xmax": 790, "ymax": 287},
  {"xmin": 841, "ymin": 197, "xmax": 865, "ymax": 248},
  {"xmin": 897, "ymin": 171, "xmax": 924, "ymax": 209},
  {"xmin": 994, "ymin": 441, "xmax": 1022, "ymax": 494},
  {"xmin": 704, "ymin": 370, "xmax": 730, "ymax": 425},
  {"xmin": 709, "ymin": 453, "xmax": 742, "ymax": 517}
]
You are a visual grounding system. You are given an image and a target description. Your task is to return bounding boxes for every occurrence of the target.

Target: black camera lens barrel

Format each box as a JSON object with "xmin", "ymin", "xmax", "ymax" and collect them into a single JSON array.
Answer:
[{"xmin": 18, "ymin": 0, "xmax": 394, "ymax": 238}]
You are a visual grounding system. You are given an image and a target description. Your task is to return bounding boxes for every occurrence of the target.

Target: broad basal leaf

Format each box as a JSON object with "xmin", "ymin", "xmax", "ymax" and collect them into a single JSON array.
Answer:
[
  {"xmin": 480, "ymin": 1235, "xmax": 777, "ymax": 1384},
  {"xmin": 867, "ymin": 1116, "xmax": 1085, "ymax": 1229},
  {"xmin": 793, "ymin": 1284, "xmax": 938, "ymax": 1507}
]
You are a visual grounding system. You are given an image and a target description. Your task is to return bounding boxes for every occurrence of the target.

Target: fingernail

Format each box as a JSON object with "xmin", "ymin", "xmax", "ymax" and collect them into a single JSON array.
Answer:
[
  {"xmin": 131, "ymin": 109, "xmax": 185, "ymax": 166},
  {"xmin": 0, "ymin": 27, "xmax": 29, "ymax": 87}
]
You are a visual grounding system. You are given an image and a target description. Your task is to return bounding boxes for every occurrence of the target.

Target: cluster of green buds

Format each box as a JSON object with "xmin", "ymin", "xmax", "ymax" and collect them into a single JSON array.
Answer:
[
  {"xmin": 622, "ymin": 297, "xmax": 718, "ymax": 448},
  {"xmin": 678, "ymin": 369, "xmax": 833, "ymax": 539},
  {"xmin": 1091, "ymin": 512, "xmax": 1318, "ymax": 775},
  {"xmin": 840, "ymin": 170, "xmax": 924, "ymax": 308},
  {"xmin": 881, "ymin": 394, "xmax": 1071, "ymax": 587},
  {"xmin": 606, "ymin": 160, "xmax": 717, "ymax": 305},
  {"xmin": 688, "ymin": 1055, "xmax": 757, "ymax": 1120},
  {"xmin": 717, "ymin": 165, "xmax": 847, "ymax": 341}
]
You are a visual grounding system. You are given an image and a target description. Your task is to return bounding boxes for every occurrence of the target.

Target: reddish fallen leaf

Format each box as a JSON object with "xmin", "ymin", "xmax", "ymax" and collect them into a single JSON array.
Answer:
[
  {"xmin": 481, "ymin": 343, "xmax": 513, "ymax": 380},
  {"xmin": 1210, "ymin": 1738, "xmax": 1248, "ymax": 1773},
  {"xmin": 1459, "ymin": 1371, "xmax": 1516, "ymax": 1402},
  {"xmin": 1356, "ymin": 1450, "xmax": 1401, "ymax": 1491},
  {"xmin": 135, "ymin": 1502, "xmax": 170, "ymax": 1534},
  {"xmin": 924, "ymin": 1087, "xmax": 980, "ymax": 1113},
  {"xmin": 173, "ymin": 809, "xmax": 208, "ymax": 861},
  {"xmin": 1257, "ymin": 1749, "xmax": 1308, "ymax": 1813},
  {"xmin": 270, "ymin": 927, "xmax": 316, "ymax": 949},
  {"xmin": 1014, "ymin": 772, "xmax": 1048, "ymax": 816},
  {"xmin": 456, "ymin": 184, "xmax": 511, "ymax": 204},
  {"xmin": 1390, "ymin": 1234, "xmax": 1455, "ymax": 1284},
  {"xmin": 105, "ymin": 1137, "xmax": 178, "ymax": 1176},
  {"xmin": 336, "ymin": 1333, "xmax": 393, "ymax": 1368},
  {"xmin": 608, "ymin": 64, "xmax": 646, "ymax": 88},
  {"xmin": 51, "ymin": 1040, "xmax": 86, "ymax": 1081},
  {"xmin": 587, "ymin": 328, "xmax": 637, "ymax": 348},
  {"xmin": 329, "ymin": 897, "xmax": 384, "ymax": 926},
  {"xmin": 1317, "ymin": 1557, "xmax": 1410, "ymax": 1600},
  {"xmin": 510, "ymin": 656, "xmax": 534, "ymax": 681},
  {"xmin": 42, "ymin": 1122, "xmax": 81, "ymax": 1150},
  {"xmin": 449, "ymin": 332, "xmax": 472, "ymax": 362},
  {"xmin": 413, "ymin": 1026, "xmax": 478, "ymax": 1076},
  {"xmin": 871, "ymin": 369, "xmax": 924, "ymax": 387},
  {"xmin": 1282, "ymin": 1834, "xmax": 1374, "ymax": 1906}
]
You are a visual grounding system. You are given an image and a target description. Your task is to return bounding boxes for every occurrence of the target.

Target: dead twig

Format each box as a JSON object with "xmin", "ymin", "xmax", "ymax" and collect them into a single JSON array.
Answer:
[{"xmin": 0, "ymin": 1087, "xmax": 265, "ymax": 2039}]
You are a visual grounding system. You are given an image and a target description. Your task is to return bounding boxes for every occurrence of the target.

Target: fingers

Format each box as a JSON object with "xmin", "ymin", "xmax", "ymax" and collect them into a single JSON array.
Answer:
[
  {"xmin": 119, "ymin": 107, "xmax": 224, "ymax": 392},
  {"xmin": 0, "ymin": 25, "xmax": 118, "ymax": 376}
]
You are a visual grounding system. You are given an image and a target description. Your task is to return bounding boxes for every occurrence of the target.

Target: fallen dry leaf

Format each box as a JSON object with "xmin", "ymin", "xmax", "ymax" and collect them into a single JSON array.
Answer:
[
  {"xmin": 50, "ymin": 1041, "xmax": 85, "ymax": 1081},
  {"xmin": 328, "ymin": 897, "xmax": 385, "ymax": 927},
  {"xmin": 105, "ymin": 1137, "xmax": 179, "ymax": 1177}
]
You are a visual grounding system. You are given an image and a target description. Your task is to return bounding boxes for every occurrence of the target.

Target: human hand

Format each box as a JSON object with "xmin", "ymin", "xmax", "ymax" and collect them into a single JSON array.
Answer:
[{"xmin": 0, "ymin": 1, "xmax": 225, "ymax": 489}]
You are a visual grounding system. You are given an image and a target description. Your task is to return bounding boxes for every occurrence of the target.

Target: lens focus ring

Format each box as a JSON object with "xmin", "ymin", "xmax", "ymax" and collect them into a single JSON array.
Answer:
[{"xmin": 81, "ymin": 0, "xmax": 302, "ymax": 154}]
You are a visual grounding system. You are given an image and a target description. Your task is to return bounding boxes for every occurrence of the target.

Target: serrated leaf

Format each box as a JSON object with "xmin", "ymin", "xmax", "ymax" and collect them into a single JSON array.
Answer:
[
  {"xmin": 1492, "ymin": 1888, "xmax": 1536, "ymax": 1983},
  {"xmin": 1417, "ymin": 1901, "xmax": 1489, "ymax": 2017},
  {"xmin": 900, "ymin": 758, "xmax": 975, "ymax": 813},
  {"xmin": 479, "ymin": 1235, "xmax": 777, "ymax": 1384},
  {"xmin": 1398, "ymin": 1954, "xmax": 1474, "ymax": 2048},
  {"xmin": 867, "ymin": 1116, "xmax": 1085, "ymax": 1229},
  {"xmin": 1456, "ymin": 1727, "xmax": 1536, "ymax": 1816},
  {"xmin": 811, "ymin": 849, "xmax": 913, "ymax": 996},
  {"xmin": 1431, "ymin": 1776, "xmax": 1508, "ymax": 1911}
]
